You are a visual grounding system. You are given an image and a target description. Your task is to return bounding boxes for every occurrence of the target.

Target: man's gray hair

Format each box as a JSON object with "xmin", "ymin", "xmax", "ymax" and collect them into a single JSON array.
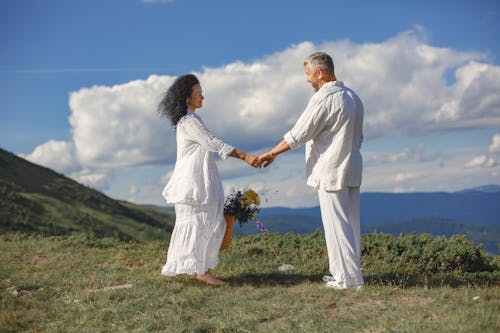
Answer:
[{"xmin": 304, "ymin": 52, "xmax": 335, "ymax": 73}]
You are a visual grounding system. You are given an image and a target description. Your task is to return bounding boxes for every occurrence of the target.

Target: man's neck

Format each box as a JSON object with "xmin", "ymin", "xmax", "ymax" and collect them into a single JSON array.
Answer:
[{"xmin": 318, "ymin": 73, "xmax": 336, "ymax": 90}]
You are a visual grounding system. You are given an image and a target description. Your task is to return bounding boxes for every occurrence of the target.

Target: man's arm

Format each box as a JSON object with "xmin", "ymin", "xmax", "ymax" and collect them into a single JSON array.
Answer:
[{"xmin": 259, "ymin": 93, "xmax": 327, "ymax": 168}]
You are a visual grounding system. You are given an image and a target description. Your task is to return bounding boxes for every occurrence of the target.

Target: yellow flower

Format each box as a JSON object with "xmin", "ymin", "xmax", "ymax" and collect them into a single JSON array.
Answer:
[
  {"xmin": 225, "ymin": 188, "xmax": 261, "ymax": 224},
  {"xmin": 244, "ymin": 189, "xmax": 260, "ymax": 206}
]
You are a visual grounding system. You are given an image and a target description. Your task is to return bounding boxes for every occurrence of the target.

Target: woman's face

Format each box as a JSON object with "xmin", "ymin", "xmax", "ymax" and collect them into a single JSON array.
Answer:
[{"xmin": 186, "ymin": 84, "xmax": 204, "ymax": 111}]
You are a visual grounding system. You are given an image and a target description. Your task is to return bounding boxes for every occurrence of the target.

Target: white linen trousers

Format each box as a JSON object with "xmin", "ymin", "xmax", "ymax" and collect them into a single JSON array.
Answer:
[{"xmin": 318, "ymin": 187, "xmax": 364, "ymax": 288}]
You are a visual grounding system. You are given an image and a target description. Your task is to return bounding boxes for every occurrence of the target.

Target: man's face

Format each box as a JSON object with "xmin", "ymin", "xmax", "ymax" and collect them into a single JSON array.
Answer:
[{"xmin": 305, "ymin": 64, "xmax": 320, "ymax": 91}]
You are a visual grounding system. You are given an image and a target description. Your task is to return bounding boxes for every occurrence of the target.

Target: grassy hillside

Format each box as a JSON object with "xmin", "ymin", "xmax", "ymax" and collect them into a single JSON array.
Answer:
[
  {"xmin": 0, "ymin": 148, "xmax": 174, "ymax": 242},
  {"xmin": 1, "ymin": 232, "xmax": 498, "ymax": 332}
]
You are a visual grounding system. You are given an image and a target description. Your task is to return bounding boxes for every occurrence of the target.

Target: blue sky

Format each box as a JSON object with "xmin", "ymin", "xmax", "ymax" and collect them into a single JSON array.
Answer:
[{"xmin": 1, "ymin": 0, "xmax": 499, "ymax": 207}]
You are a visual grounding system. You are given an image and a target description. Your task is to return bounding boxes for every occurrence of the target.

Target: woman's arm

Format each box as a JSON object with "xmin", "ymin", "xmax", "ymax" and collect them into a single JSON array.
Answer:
[
  {"xmin": 182, "ymin": 114, "xmax": 259, "ymax": 167},
  {"xmin": 182, "ymin": 114, "xmax": 234, "ymax": 159}
]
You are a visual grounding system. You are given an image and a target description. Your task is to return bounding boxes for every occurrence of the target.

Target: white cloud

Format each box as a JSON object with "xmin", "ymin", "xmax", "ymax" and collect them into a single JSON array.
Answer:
[
  {"xmin": 68, "ymin": 75, "xmax": 177, "ymax": 168},
  {"xmin": 24, "ymin": 29, "xmax": 500, "ymax": 205},
  {"xmin": 465, "ymin": 154, "xmax": 496, "ymax": 168},
  {"xmin": 64, "ymin": 29, "xmax": 500, "ymax": 171},
  {"xmin": 21, "ymin": 140, "xmax": 78, "ymax": 174},
  {"xmin": 489, "ymin": 133, "xmax": 500, "ymax": 153},
  {"xmin": 365, "ymin": 143, "xmax": 444, "ymax": 166},
  {"xmin": 459, "ymin": 133, "xmax": 500, "ymax": 171},
  {"xmin": 363, "ymin": 148, "xmax": 499, "ymax": 194},
  {"xmin": 69, "ymin": 168, "xmax": 112, "ymax": 190},
  {"xmin": 394, "ymin": 172, "xmax": 415, "ymax": 182},
  {"xmin": 432, "ymin": 61, "xmax": 500, "ymax": 130}
]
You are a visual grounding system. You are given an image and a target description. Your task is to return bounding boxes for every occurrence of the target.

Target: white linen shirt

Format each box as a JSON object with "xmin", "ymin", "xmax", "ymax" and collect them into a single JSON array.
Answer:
[
  {"xmin": 284, "ymin": 81, "xmax": 364, "ymax": 191},
  {"xmin": 162, "ymin": 111, "xmax": 234, "ymax": 205}
]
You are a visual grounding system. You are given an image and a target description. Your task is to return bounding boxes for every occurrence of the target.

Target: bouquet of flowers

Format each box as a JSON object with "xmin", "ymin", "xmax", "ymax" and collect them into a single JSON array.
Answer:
[
  {"xmin": 220, "ymin": 188, "xmax": 267, "ymax": 250},
  {"xmin": 224, "ymin": 189, "xmax": 260, "ymax": 225}
]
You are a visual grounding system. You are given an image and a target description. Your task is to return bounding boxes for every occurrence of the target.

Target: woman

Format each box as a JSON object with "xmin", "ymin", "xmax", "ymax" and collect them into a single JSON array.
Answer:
[{"xmin": 158, "ymin": 74, "xmax": 258, "ymax": 285}]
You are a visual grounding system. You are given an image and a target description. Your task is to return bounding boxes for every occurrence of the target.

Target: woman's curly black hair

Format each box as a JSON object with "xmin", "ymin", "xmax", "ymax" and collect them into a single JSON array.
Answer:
[{"xmin": 158, "ymin": 74, "xmax": 200, "ymax": 127}]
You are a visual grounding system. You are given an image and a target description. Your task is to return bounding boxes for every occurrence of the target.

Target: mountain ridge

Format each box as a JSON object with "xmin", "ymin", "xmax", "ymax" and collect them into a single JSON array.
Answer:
[{"xmin": 0, "ymin": 148, "xmax": 175, "ymax": 242}]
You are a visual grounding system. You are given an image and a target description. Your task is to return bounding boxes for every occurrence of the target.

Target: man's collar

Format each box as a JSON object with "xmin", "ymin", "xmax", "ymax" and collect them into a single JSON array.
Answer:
[
  {"xmin": 330, "ymin": 80, "xmax": 344, "ymax": 86},
  {"xmin": 319, "ymin": 80, "xmax": 344, "ymax": 92}
]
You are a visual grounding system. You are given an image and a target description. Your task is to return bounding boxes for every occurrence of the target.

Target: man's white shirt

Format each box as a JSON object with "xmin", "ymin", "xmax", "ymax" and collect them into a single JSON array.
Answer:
[{"xmin": 284, "ymin": 81, "xmax": 364, "ymax": 191}]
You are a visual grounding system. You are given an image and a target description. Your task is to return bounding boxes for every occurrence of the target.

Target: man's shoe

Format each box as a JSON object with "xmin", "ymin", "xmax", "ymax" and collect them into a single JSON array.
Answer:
[
  {"xmin": 322, "ymin": 275, "xmax": 335, "ymax": 283},
  {"xmin": 325, "ymin": 280, "xmax": 344, "ymax": 289},
  {"xmin": 326, "ymin": 280, "xmax": 363, "ymax": 291}
]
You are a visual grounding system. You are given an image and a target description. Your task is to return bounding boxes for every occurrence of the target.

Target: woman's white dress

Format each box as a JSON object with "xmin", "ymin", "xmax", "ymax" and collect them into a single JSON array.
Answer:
[{"xmin": 161, "ymin": 111, "xmax": 234, "ymax": 276}]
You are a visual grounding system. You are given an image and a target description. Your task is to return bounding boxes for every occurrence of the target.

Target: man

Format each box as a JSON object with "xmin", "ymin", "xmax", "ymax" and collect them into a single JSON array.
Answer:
[{"xmin": 259, "ymin": 52, "xmax": 364, "ymax": 289}]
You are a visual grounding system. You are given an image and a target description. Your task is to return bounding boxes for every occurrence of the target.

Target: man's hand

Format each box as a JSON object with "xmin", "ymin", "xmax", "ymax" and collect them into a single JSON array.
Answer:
[{"xmin": 258, "ymin": 151, "xmax": 276, "ymax": 168}]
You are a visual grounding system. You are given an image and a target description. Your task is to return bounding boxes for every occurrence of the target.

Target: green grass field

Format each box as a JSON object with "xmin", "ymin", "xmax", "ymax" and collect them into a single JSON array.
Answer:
[{"xmin": 1, "ymin": 232, "xmax": 499, "ymax": 333}]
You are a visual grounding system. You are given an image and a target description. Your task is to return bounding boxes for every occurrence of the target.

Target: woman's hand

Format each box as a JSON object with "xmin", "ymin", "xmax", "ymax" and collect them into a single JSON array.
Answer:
[
  {"xmin": 230, "ymin": 149, "xmax": 261, "ymax": 168},
  {"xmin": 243, "ymin": 153, "xmax": 260, "ymax": 168}
]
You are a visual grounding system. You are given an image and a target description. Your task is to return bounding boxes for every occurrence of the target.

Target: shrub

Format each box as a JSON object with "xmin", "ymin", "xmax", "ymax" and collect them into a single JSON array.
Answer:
[
  {"xmin": 362, "ymin": 233, "xmax": 494, "ymax": 274},
  {"xmin": 360, "ymin": 232, "xmax": 500, "ymax": 286}
]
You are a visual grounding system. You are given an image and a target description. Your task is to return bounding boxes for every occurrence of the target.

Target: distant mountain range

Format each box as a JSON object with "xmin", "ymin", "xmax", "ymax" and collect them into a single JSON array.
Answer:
[{"xmin": 257, "ymin": 186, "xmax": 500, "ymax": 225}]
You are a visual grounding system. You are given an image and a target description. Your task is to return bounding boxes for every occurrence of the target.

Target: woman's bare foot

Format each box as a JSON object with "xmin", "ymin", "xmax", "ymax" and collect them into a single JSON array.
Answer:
[{"xmin": 196, "ymin": 271, "xmax": 225, "ymax": 286}]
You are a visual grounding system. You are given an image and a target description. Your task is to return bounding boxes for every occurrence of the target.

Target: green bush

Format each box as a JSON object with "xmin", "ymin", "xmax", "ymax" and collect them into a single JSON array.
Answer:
[
  {"xmin": 361, "ymin": 232, "xmax": 499, "ymax": 286},
  {"xmin": 362, "ymin": 233, "xmax": 494, "ymax": 274}
]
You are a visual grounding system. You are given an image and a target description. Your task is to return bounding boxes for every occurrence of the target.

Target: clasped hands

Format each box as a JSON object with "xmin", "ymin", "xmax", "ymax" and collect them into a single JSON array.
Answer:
[{"xmin": 244, "ymin": 151, "xmax": 276, "ymax": 168}]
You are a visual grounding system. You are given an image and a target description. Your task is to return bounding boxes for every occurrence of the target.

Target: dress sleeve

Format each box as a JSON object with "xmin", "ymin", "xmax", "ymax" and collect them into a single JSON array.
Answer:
[
  {"xmin": 182, "ymin": 114, "xmax": 235, "ymax": 159},
  {"xmin": 284, "ymin": 96, "xmax": 328, "ymax": 149}
]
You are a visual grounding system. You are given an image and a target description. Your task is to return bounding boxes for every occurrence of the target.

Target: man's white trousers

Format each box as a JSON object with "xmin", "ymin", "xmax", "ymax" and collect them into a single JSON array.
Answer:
[{"xmin": 318, "ymin": 187, "xmax": 364, "ymax": 288}]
